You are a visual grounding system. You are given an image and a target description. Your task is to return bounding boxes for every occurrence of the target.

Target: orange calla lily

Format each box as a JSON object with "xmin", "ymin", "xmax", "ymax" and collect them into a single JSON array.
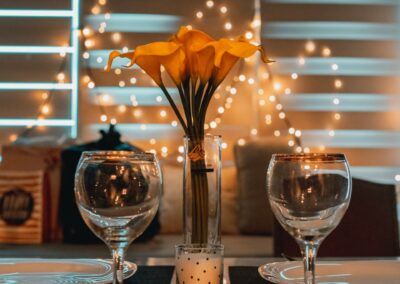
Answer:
[
  {"xmin": 195, "ymin": 38, "xmax": 272, "ymax": 85},
  {"xmin": 171, "ymin": 26, "xmax": 214, "ymax": 81},
  {"xmin": 106, "ymin": 41, "xmax": 185, "ymax": 86}
]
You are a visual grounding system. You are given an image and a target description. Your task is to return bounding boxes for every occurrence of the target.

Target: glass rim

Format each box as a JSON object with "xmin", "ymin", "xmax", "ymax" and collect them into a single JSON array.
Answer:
[
  {"xmin": 81, "ymin": 150, "xmax": 157, "ymax": 161},
  {"xmin": 175, "ymin": 244, "xmax": 224, "ymax": 251},
  {"xmin": 183, "ymin": 134, "xmax": 222, "ymax": 139},
  {"xmin": 272, "ymin": 153, "xmax": 347, "ymax": 162}
]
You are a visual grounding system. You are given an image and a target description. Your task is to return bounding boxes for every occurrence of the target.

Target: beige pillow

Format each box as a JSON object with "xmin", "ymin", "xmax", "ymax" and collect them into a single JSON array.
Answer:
[
  {"xmin": 159, "ymin": 164, "xmax": 239, "ymax": 234},
  {"xmin": 233, "ymin": 137, "xmax": 293, "ymax": 235}
]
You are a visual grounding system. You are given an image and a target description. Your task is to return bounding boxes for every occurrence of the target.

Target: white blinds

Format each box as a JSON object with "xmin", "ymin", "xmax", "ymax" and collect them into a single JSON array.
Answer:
[{"xmin": 262, "ymin": 0, "xmax": 400, "ymax": 183}]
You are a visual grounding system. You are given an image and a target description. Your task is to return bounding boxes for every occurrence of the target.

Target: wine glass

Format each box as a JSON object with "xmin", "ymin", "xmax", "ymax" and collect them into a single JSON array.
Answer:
[
  {"xmin": 75, "ymin": 151, "xmax": 162, "ymax": 284},
  {"xmin": 266, "ymin": 153, "xmax": 351, "ymax": 284}
]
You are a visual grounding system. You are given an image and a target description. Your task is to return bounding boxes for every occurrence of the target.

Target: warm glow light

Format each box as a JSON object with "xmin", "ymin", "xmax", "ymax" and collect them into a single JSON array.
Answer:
[
  {"xmin": 88, "ymin": 81, "xmax": 95, "ymax": 89},
  {"xmin": 295, "ymin": 130, "xmax": 302, "ymax": 137},
  {"xmin": 288, "ymin": 140, "xmax": 295, "ymax": 147},
  {"xmin": 284, "ymin": 88, "xmax": 291, "ymax": 95},
  {"xmin": 275, "ymin": 104, "xmax": 282, "ymax": 111},
  {"xmin": 119, "ymin": 81, "xmax": 125, "ymax": 87},
  {"xmin": 291, "ymin": 73, "xmax": 298, "ymax": 80},
  {"xmin": 331, "ymin": 64, "xmax": 339, "ymax": 71},
  {"xmin": 220, "ymin": 6, "xmax": 227, "ymax": 14},
  {"xmin": 150, "ymin": 138, "xmax": 156, "ymax": 145},
  {"xmin": 122, "ymin": 46, "xmax": 129, "ymax": 53},
  {"xmin": 296, "ymin": 146, "xmax": 302, "ymax": 153},
  {"xmin": 9, "ymin": 134, "xmax": 17, "ymax": 142},
  {"xmin": 210, "ymin": 121, "xmax": 217, "ymax": 128},
  {"xmin": 171, "ymin": 120, "xmax": 178, "ymax": 127},
  {"xmin": 304, "ymin": 147, "xmax": 310, "ymax": 153},
  {"xmin": 322, "ymin": 47, "xmax": 331, "ymax": 57},
  {"xmin": 133, "ymin": 109, "xmax": 142, "ymax": 117},
  {"xmin": 160, "ymin": 110, "xmax": 167, "ymax": 117},
  {"xmin": 114, "ymin": 68, "xmax": 121, "ymax": 75},
  {"xmin": 130, "ymin": 77, "xmax": 137, "ymax": 84},
  {"xmin": 334, "ymin": 79, "xmax": 343, "ymax": 89},
  {"xmin": 110, "ymin": 118, "xmax": 117, "ymax": 125},
  {"xmin": 221, "ymin": 142, "xmax": 228, "ymax": 149},
  {"xmin": 83, "ymin": 52, "xmax": 90, "ymax": 59},
  {"xmin": 224, "ymin": 22, "xmax": 232, "ymax": 30},
  {"xmin": 251, "ymin": 19, "xmax": 261, "ymax": 28},
  {"xmin": 42, "ymin": 92, "xmax": 49, "ymax": 100},
  {"xmin": 161, "ymin": 146, "xmax": 168, "ymax": 153},
  {"xmin": 156, "ymin": 96, "xmax": 162, "ymax": 102},
  {"xmin": 57, "ymin": 72, "xmax": 65, "ymax": 82},
  {"xmin": 226, "ymin": 97, "xmax": 233, "ymax": 103},
  {"xmin": 178, "ymin": 146, "xmax": 184, "ymax": 153},
  {"xmin": 100, "ymin": 114, "xmax": 107, "ymax": 122},
  {"xmin": 230, "ymin": 87, "xmax": 237, "ymax": 95},
  {"xmin": 395, "ymin": 174, "xmax": 400, "ymax": 182},
  {"xmin": 273, "ymin": 82, "xmax": 281, "ymax": 91},
  {"xmin": 112, "ymin": 32, "xmax": 122, "ymax": 43},
  {"xmin": 196, "ymin": 11, "xmax": 203, "ymax": 19},
  {"xmin": 245, "ymin": 31, "xmax": 253, "ymax": 40},
  {"xmin": 259, "ymin": 99, "xmax": 266, "ymax": 106},
  {"xmin": 91, "ymin": 5, "xmax": 100, "ymax": 15},
  {"xmin": 251, "ymin": 128, "xmax": 258, "ymax": 136},
  {"xmin": 305, "ymin": 41, "xmax": 316, "ymax": 53},
  {"xmin": 238, "ymin": 138, "xmax": 246, "ymax": 146},
  {"xmin": 274, "ymin": 130, "xmax": 280, "ymax": 137},
  {"xmin": 239, "ymin": 74, "xmax": 246, "ymax": 82},
  {"xmin": 204, "ymin": 123, "xmax": 209, "ymax": 130},
  {"xmin": 217, "ymin": 107, "xmax": 225, "ymax": 114},
  {"xmin": 334, "ymin": 113, "xmax": 341, "ymax": 120},
  {"xmin": 279, "ymin": 112, "xmax": 286, "ymax": 119},
  {"xmin": 288, "ymin": 127, "xmax": 295, "ymax": 134},
  {"xmin": 82, "ymin": 27, "xmax": 92, "ymax": 36},
  {"xmin": 84, "ymin": 39, "xmax": 94, "ymax": 48},
  {"xmin": 98, "ymin": 0, "xmax": 107, "ymax": 5},
  {"xmin": 258, "ymin": 88, "xmax": 264, "ymax": 95},
  {"xmin": 333, "ymin": 97, "xmax": 340, "ymax": 105},
  {"xmin": 298, "ymin": 56, "xmax": 305, "ymax": 65},
  {"xmin": 177, "ymin": 156, "xmax": 184, "ymax": 163},
  {"xmin": 41, "ymin": 104, "xmax": 50, "ymax": 114},
  {"xmin": 269, "ymin": 96, "xmax": 276, "ymax": 102},
  {"xmin": 248, "ymin": 78, "xmax": 255, "ymax": 85},
  {"xmin": 96, "ymin": 57, "xmax": 103, "ymax": 63},
  {"xmin": 118, "ymin": 105, "xmax": 127, "ymax": 113},
  {"xmin": 206, "ymin": 0, "xmax": 214, "ymax": 8},
  {"xmin": 329, "ymin": 130, "xmax": 335, "ymax": 137}
]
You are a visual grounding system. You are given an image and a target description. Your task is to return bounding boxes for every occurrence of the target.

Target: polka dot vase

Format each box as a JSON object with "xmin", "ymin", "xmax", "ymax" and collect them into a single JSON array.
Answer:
[{"xmin": 175, "ymin": 244, "xmax": 224, "ymax": 284}]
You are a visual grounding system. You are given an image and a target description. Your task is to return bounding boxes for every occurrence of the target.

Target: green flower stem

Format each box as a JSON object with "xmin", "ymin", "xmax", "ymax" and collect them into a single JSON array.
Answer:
[
  {"xmin": 188, "ymin": 141, "xmax": 209, "ymax": 244},
  {"xmin": 159, "ymin": 85, "xmax": 189, "ymax": 135}
]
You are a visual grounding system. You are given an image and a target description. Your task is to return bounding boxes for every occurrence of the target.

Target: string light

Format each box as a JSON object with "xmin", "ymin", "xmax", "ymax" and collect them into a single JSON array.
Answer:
[
  {"xmin": 322, "ymin": 47, "xmax": 331, "ymax": 57},
  {"xmin": 250, "ymin": 128, "xmax": 258, "ymax": 136},
  {"xmin": 291, "ymin": 73, "xmax": 298, "ymax": 80},
  {"xmin": 284, "ymin": 88, "xmax": 291, "ymax": 95},
  {"xmin": 100, "ymin": 114, "xmax": 107, "ymax": 122},
  {"xmin": 160, "ymin": 110, "xmax": 167, "ymax": 117},
  {"xmin": 334, "ymin": 79, "xmax": 343, "ymax": 89},
  {"xmin": 331, "ymin": 64, "xmax": 339, "ymax": 71},
  {"xmin": 41, "ymin": 104, "xmax": 50, "ymax": 114},
  {"xmin": 220, "ymin": 6, "xmax": 227, "ymax": 14},
  {"xmin": 149, "ymin": 138, "xmax": 156, "ymax": 145},
  {"xmin": 305, "ymin": 41, "xmax": 316, "ymax": 53},
  {"xmin": 245, "ymin": 31, "xmax": 253, "ymax": 40},
  {"xmin": 333, "ymin": 97, "xmax": 340, "ymax": 105},
  {"xmin": 196, "ymin": 11, "xmax": 203, "ymax": 19},
  {"xmin": 298, "ymin": 56, "xmax": 306, "ymax": 65},
  {"xmin": 334, "ymin": 113, "xmax": 341, "ymax": 120},
  {"xmin": 274, "ymin": 130, "xmax": 280, "ymax": 137},
  {"xmin": 237, "ymin": 138, "xmax": 246, "ymax": 146},
  {"xmin": 329, "ymin": 130, "xmax": 335, "ymax": 137},
  {"xmin": 171, "ymin": 120, "xmax": 178, "ymax": 127},
  {"xmin": 224, "ymin": 22, "xmax": 232, "ymax": 30},
  {"xmin": 206, "ymin": 0, "xmax": 214, "ymax": 8},
  {"xmin": 112, "ymin": 32, "xmax": 121, "ymax": 43}
]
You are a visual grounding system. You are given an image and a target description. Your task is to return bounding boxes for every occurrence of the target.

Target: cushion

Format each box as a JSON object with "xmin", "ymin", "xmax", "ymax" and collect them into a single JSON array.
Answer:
[
  {"xmin": 159, "ymin": 164, "xmax": 239, "ymax": 234},
  {"xmin": 233, "ymin": 137, "xmax": 293, "ymax": 235}
]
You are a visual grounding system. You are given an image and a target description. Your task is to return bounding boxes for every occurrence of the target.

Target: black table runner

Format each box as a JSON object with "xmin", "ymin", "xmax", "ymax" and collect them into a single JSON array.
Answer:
[
  {"xmin": 126, "ymin": 266, "xmax": 175, "ymax": 284},
  {"xmin": 229, "ymin": 266, "xmax": 270, "ymax": 284}
]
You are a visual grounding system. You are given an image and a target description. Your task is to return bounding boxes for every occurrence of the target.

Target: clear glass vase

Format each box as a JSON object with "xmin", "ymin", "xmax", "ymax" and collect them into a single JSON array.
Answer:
[{"xmin": 183, "ymin": 134, "xmax": 222, "ymax": 245}]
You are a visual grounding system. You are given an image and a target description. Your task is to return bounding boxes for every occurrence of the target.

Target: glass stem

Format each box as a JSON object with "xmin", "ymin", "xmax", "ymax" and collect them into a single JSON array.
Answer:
[
  {"xmin": 300, "ymin": 241, "xmax": 318, "ymax": 284},
  {"xmin": 111, "ymin": 246, "xmax": 127, "ymax": 284}
]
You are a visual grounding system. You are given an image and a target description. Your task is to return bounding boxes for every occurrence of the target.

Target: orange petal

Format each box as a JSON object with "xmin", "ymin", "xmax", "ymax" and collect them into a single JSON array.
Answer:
[{"xmin": 105, "ymin": 50, "xmax": 135, "ymax": 72}]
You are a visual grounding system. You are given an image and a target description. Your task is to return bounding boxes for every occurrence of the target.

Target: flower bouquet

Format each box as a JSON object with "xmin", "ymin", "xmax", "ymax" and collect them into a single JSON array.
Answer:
[{"xmin": 107, "ymin": 26, "xmax": 271, "ymax": 244}]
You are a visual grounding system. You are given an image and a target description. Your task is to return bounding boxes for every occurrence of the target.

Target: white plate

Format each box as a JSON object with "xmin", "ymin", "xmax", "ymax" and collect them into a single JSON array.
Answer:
[
  {"xmin": 259, "ymin": 260, "xmax": 400, "ymax": 284},
  {"xmin": 0, "ymin": 258, "xmax": 137, "ymax": 283}
]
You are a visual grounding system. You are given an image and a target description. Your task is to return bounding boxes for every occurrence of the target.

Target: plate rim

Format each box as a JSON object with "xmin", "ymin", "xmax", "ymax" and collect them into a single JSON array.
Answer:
[{"xmin": 0, "ymin": 258, "xmax": 137, "ymax": 284}]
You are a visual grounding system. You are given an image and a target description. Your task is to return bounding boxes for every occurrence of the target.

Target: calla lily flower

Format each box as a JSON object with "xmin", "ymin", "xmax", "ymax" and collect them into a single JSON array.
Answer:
[
  {"xmin": 171, "ymin": 26, "xmax": 214, "ymax": 81},
  {"xmin": 106, "ymin": 41, "xmax": 185, "ymax": 86},
  {"xmin": 195, "ymin": 38, "xmax": 272, "ymax": 86}
]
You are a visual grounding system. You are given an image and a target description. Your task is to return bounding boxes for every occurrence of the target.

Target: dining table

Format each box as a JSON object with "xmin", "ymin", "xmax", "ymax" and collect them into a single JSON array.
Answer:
[{"xmin": 0, "ymin": 243, "xmax": 399, "ymax": 283}]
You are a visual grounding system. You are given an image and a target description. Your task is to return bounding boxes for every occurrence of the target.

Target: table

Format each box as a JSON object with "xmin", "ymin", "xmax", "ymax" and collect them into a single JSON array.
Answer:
[{"xmin": 0, "ymin": 244, "xmax": 399, "ymax": 283}]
